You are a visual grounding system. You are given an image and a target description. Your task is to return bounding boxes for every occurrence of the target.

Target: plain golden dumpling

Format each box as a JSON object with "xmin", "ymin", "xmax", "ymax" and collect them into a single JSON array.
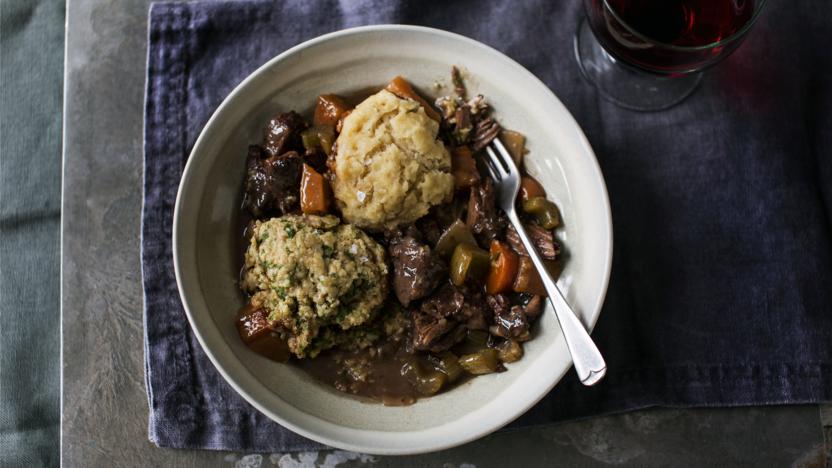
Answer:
[{"xmin": 331, "ymin": 89, "xmax": 453, "ymax": 231}]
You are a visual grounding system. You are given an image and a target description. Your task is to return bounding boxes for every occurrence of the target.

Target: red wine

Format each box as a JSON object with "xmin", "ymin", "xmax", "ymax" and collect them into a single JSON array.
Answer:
[
  {"xmin": 585, "ymin": 0, "xmax": 758, "ymax": 75},
  {"xmin": 609, "ymin": 0, "xmax": 754, "ymax": 46}
]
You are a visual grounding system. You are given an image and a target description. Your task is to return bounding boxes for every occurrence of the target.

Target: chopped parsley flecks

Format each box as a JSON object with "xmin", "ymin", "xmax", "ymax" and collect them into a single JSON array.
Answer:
[
  {"xmin": 283, "ymin": 222, "xmax": 297, "ymax": 238},
  {"xmin": 276, "ymin": 287, "xmax": 287, "ymax": 299}
]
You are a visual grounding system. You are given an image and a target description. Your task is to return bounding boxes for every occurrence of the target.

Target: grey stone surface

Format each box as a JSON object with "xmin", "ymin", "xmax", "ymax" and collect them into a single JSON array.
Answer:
[{"xmin": 61, "ymin": 0, "xmax": 830, "ymax": 467}]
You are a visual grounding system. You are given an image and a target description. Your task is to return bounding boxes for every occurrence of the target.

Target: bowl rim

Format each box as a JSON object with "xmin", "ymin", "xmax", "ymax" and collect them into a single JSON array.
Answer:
[{"xmin": 173, "ymin": 24, "xmax": 613, "ymax": 455}]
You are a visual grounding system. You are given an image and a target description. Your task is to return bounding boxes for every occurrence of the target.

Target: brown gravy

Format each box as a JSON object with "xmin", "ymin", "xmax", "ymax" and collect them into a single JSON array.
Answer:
[
  {"xmin": 295, "ymin": 339, "xmax": 420, "ymax": 405},
  {"xmin": 293, "ymin": 336, "xmax": 478, "ymax": 406}
]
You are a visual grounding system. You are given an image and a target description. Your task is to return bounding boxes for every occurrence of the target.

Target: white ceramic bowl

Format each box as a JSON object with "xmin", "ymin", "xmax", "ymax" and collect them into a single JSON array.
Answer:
[{"xmin": 173, "ymin": 25, "xmax": 612, "ymax": 455}]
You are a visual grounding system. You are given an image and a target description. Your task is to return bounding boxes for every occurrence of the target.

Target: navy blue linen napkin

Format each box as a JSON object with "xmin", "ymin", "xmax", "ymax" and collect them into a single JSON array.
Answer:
[{"xmin": 142, "ymin": 0, "xmax": 832, "ymax": 451}]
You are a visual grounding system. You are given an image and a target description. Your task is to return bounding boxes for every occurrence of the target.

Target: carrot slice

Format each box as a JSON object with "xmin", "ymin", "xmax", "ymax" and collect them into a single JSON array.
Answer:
[
  {"xmin": 519, "ymin": 176, "xmax": 546, "ymax": 204},
  {"xmin": 385, "ymin": 76, "xmax": 441, "ymax": 122},
  {"xmin": 486, "ymin": 240, "xmax": 520, "ymax": 295},
  {"xmin": 513, "ymin": 256, "xmax": 562, "ymax": 296},
  {"xmin": 300, "ymin": 163, "xmax": 331, "ymax": 215},
  {"xmin": 451, "ymin": 146, "xmax": 480, "ymax": 188},
  {"xmin": 313, "ymin": 94, "xmax": 351, "ymax": 127}
]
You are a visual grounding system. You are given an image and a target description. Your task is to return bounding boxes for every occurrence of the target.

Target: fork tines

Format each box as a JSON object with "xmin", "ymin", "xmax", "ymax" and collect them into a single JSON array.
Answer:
[{"xmin": 483, "ymin": 138, "xmax": 518, "ymax": 182}]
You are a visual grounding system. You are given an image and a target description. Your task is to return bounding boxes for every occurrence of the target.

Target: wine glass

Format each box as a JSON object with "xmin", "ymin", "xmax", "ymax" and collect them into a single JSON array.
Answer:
[{"xmin": 574, "ymin": 0, "xmax": 768, "ymax": 111}]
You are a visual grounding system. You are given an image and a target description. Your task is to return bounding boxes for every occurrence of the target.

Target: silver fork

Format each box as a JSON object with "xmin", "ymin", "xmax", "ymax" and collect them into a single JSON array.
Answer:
[{"xmin": 483, "ymin": 138, "xmax": 607, "ymax": 386}]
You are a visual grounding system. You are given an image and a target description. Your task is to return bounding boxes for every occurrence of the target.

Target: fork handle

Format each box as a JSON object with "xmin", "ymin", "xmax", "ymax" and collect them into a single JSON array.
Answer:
[{"xmin": 507, "ymin": 212, "xmax": 607, "ymax": 386}]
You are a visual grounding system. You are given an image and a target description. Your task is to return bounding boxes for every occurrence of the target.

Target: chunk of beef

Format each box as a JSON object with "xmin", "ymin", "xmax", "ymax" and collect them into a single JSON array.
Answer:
[
  {"xmin": 419, "ymin": 283, "xmax": 464, "ymax": 318},
  {"xmin": 263, "ymin": 111, "xmax": 307, "ymax": 157},
  {"xmin": 466, "ymin": 179, "xmax": 505, "ymax": 243},
  {"xmin": 244, "ymin": 146, "xmax": 303, "ymax": 218},
  {"xmin": 454, "ymin": 288, "xmax": 489, "ymax": 330},
  {"xmin": 490, "ymin": 306, "xmax": 531, "ymax": 341},
  {"xmin": 452, "ymin": 105, "xmax": 473, "ymax": 145},
  {"xmin": 505, "ymin": 223, "xmax": 560, "ymax": 259},
  {"xmin": 521, "ymin": 294, "xmax": 544, "ymax": 321},
  {"xmin": 414, "ymin": 216, "xmax": 442, "ymax": 246},
  {"xmin": 244, "ymin": 145, "xmax": 269, "ymax": 216},
  {"xmin": 451, "ymin": 65, "xmax": 467, "ymax": 100},
  {"xmin": 389, "ymin": 234, "xmax": 444, "ymax": 307},
  {"xmin": 411, "ymin": 312, "xmax": 465, "ymax": 353},
  {"xmin": 410, "ymin": 284, "xmax": 488, "ymax": 351},
  {"xmin": 486, "ymin": 293, "xmax": 511, "ymax": 317},
  {"xmin": 471, "ymin": 117, "xmax": 501, "ymax": 152},
  {"xmin": 487, "ymin": 293, "xmax": 530, "ymax": 341}
]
